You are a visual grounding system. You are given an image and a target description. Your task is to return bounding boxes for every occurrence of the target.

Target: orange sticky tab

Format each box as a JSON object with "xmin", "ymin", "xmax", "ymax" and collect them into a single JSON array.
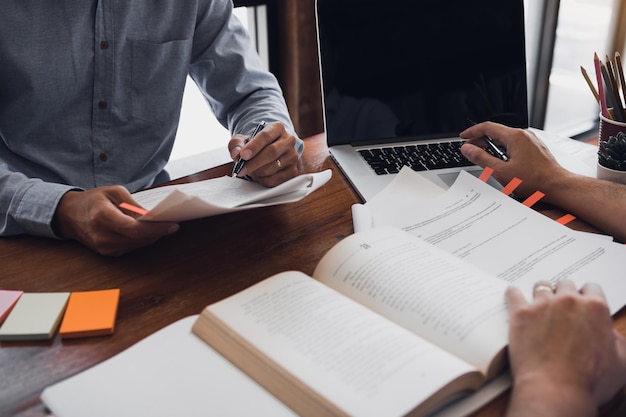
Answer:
[
  {"xmin": 522, "ymin": 191, "xmax": 545, "ymax": 208},
  {"xmin": 119, "ymin": 202, "xmax": 148, "ymax": 216},
  {"xmin": 59, "ymin": 289, "xmax": 120, "ymax": 339},
  {"xmin": 501, "ymin": 177, "xmax": 522, "ymax": 195},
  {"xmin": 556, "ymin": 214, "xmax": 576, "ymax": 225},
  {"xmin": 478, "ymin": 166, "xmax": 494, "ymax": 182}
]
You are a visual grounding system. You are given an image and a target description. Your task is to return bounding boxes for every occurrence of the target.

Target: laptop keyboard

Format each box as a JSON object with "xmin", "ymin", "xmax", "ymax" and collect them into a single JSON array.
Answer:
[{"xmin": 358, "ymin": 140, "xmax": 474, "ymax": 175}]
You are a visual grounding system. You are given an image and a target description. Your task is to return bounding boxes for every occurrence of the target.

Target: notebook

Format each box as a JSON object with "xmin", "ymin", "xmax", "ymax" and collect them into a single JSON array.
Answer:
[{"xmin": 315, "ymin": 0, "xmax": 529, "ymax": 200}]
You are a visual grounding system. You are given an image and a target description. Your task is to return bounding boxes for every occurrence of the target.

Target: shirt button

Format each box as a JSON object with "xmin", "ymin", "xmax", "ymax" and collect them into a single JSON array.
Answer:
[
  {"xmin": 99, "ymin": 153, "xmax": 108, "ymax": 162},
  {"xmin": 100, "ymin": 41, "xmax": 109, "ymax": 50},
  {"xmin": 98, "ymin": 100, "xmax": 107, "ymax": 110}
]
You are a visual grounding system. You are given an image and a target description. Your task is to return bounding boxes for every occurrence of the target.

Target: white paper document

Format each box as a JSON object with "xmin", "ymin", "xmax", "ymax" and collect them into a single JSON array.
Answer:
[
  {"xmin": 132, "ymin": 170, "xmax": 332, "ymax": 222},
  {"xmin": 366, "ymin": 168, "xmax": 626, "ymax": 312}
]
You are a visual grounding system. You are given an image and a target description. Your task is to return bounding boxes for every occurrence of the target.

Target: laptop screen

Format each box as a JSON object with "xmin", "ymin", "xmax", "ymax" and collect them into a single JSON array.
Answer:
[{"xmin": 316, "ymin": 0, "xmax": 529, "ymax": 146}]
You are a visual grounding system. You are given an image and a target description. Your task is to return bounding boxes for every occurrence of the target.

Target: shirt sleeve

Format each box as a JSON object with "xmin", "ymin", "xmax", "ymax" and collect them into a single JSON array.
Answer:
[
  {"xmin": 188, "ymin": 0, "xmax": 304, "ymax": 155},
  {"xmin": 0, "ymin": 167, "xmax": 81, "ymax": 238}
]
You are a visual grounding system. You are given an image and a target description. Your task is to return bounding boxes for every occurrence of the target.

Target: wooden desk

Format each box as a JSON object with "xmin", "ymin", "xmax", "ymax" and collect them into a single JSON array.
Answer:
[{"xmin": 1, "ymin": 134, "xmax": 624, "ymax": 416}]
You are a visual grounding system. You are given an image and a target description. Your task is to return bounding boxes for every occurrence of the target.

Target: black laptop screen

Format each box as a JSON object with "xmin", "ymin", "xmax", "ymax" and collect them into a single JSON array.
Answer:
[{"xmin": 316, "ymin": 0, "xmax": 529, "ymax": 146}]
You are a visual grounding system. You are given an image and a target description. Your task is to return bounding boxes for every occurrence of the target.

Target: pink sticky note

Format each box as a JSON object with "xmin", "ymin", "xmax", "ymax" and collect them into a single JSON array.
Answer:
[{"xmin": 0, "ymin": 290, "xmax": 24, "ymax": 324}]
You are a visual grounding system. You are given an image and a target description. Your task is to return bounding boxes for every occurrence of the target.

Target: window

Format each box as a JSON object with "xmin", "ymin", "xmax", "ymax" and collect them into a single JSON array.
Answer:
[{"xmin": 529, "ymin": 0, "xmax": 625, "ymax": 138}]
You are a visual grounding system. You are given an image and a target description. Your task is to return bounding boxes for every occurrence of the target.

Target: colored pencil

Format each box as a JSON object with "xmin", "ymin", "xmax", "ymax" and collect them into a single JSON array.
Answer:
[
  {"xmin": 601, "ymin": 60, "xmax": 626, "ymax": 121},
  {"xmin": 606, "ymin": 55, "xmax": 623, "ymax": 109},
  {"xmin": 615, "ymin": 52, "xmax": 626, "ymax": 109},
  {"xmin": 580, "ymin": 65, "xmax": 599, "ymax": 103},
  {"xmin": 595, "ymin": 52, "xmax": 610, "ymax": 119}
]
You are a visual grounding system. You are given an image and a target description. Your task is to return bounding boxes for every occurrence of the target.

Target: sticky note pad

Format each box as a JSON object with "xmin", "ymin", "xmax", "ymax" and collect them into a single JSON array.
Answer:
[
  {"xmin": 59, "ymin": 289, "xmax": 120, "ymax": 339},
  {"xmin": 0, "ymin": 290, "xmax": 24, "ymax": 324},
  {"xmin": 0, "ymin": 292, "xmax": 70, "ymax": 341}
]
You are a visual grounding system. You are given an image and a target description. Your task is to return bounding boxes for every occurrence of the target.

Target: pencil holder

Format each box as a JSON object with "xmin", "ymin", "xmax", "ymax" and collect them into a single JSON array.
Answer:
[
  {"xmin": 599, "ymin": 113, "xmax": 626, "ymax": 143},
  {"xmin": 597, "ymin": 162, "xmax": 626, "ymax": 184},
  {"xmin": 597, "ymin": 114, "xmax": 626, "ymax": 183}
]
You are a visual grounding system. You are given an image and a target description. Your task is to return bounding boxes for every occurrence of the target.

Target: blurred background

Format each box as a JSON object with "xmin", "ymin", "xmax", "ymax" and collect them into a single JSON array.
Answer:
[{"xmin": 167, "ymin": 0, "xmax": 626, "ymax": 176}]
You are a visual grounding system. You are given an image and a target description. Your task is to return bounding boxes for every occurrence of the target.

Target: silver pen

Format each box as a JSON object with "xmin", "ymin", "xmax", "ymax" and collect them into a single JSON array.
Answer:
[
  {"xmin": 467, "ymin": 119, "xmax": 508, "ymax": 161},
  {"xmin": 232, "ymin": 120, "xmax": 267, "ymax": 177},
  {"xmin": 484, "ymin": 136, "xmax": 509, "ymax": 161}
]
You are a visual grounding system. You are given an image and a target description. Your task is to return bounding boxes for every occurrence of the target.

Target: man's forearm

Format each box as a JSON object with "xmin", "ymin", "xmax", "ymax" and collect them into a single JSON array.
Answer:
[{"xmin": 544, "ymin": 172, "xmax": 626, "ymax": 242}]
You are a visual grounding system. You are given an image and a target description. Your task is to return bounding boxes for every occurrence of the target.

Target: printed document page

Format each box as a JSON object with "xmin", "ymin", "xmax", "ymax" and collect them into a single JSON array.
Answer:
[{"xmin": 366, "ymin": 169, "xmax": 626, "ymax": 312}]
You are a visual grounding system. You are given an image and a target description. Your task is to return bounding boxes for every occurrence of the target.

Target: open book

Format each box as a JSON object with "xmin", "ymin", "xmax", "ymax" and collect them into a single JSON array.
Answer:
[
  {"xmin": 130, "ymin": 170, "xmax": 331, "ymax": 222},
  {"xmin": 193, "ymin": 172, "xmax": 626, "ymax": 417},
  {"xmin": 193, "ymin": 227, "xmax": 511, "ymax": 417}
]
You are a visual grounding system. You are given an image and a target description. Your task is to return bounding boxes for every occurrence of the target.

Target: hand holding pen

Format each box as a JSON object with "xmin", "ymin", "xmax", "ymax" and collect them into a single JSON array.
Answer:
[
  {"xmin": 228, "ymin": 121, "xmax": 300, "ymax": 187},
  {"xmin": 467, "ymin": 119, "xmax": 508, "ymax": 161},
  {"xmin": 232, "ymin": 120, "xmax": 267, "ymax": 177}
]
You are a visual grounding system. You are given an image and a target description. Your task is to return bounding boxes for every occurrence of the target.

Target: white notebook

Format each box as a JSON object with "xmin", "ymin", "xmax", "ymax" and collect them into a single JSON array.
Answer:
[
  {"xmin": 42, "ymin": 316, "xmax": 297, "ymax": 417},
  {"xmin": 42, "ymin": 315, "xmax": 511, "ymax": 417}
]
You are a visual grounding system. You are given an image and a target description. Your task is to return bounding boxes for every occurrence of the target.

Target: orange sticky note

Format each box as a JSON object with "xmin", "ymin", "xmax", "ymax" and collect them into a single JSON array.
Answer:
[
  {"xmin": 556, "ymin": 214, "xmax": 576, "ymax": 225},
  {"xmin": 501, "ymin": 177, "xmax": 522, "ymax": 195},
  {"xmin": 59, "ymin": 289, "xmax": 120, "ymax": 339},
  {"xmin": 522, "ymin": 191, "xmax": 545, "ymax": 208},
  {"xmin": 478, "ymin": 166, "xmax": 494, "ymax": 182},
  {"xmin": 119, "ymin": 202, "xmax": 148, "ymax": 216},
  {"xmin": 0, "ymin": 290, "xmax": 23, "ymax": 324}
]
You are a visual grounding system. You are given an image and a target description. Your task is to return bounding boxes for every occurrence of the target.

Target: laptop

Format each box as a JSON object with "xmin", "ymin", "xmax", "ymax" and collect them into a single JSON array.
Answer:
[{"xmin": 315, "ymin": 0, "xmax": 529, "ymax": 201}]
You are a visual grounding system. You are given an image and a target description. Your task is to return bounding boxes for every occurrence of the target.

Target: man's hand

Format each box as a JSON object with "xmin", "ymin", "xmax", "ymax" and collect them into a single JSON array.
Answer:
[
  {"xmin": 505, "ymin": 280, "xmax": 626, "ymax": 417},
  {"xmin": 52, "ymin": 186, "xmax": 179, "ymax": 256},
  {"xmin": 459, "ymin": 122, "xmax": 569, "ymax": 198},
  {"xmin": 228, "ymin": 121, "xmax": 300, "ymax": 187}
]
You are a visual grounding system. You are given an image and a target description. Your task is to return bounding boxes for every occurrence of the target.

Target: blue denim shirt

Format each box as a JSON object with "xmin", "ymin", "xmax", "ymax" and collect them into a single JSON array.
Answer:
[{"xmin": 0, "ymin": 0, "xmax": 302, "ymax": 237}]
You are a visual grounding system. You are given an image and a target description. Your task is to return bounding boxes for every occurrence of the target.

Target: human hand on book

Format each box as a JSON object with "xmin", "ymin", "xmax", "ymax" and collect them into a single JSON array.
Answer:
[{"xmin": 504, "ymin": 280, "xmax": 626, "ymax": 417}]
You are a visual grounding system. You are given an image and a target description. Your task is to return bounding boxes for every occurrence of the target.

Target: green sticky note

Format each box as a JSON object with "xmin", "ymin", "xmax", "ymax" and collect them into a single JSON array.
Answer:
[{"xmin": 0, "ymin": 292, "xmax": 70, "ymax": 341}]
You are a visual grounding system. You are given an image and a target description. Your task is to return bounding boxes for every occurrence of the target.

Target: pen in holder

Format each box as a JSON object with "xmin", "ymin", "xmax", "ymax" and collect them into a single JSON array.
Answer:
[{"xmin": 597, "ymin": 113, "xmax": 626, "ymax": 184}]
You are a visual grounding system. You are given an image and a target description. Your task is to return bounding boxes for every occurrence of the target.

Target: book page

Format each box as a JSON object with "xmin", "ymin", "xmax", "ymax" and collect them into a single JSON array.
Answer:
[
  {"xmin": 197, "ymin": 271, "xmax": 483, "ymax": 417},
  {"xmin": 132, "ymin": 170, "xmax": 331, "ymax": 222},
  {"xmin": 313, "ymin": 227, "xmax": 509, "ymax": 378},
  {"xmin": 366, "ymin": 169, "xmax": 626, "ymax": 313}
]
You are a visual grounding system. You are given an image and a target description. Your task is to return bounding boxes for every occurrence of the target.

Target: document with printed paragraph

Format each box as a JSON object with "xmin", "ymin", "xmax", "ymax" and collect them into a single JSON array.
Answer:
[{"xmin": 365, "ymin": 169, "xmax": 626, "ymax": 309}]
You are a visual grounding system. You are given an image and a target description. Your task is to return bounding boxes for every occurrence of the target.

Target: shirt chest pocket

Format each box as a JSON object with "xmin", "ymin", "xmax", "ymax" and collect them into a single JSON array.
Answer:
[{"xmin": 131, "ymin": 38, "xmax": 192, "ymax": 125}]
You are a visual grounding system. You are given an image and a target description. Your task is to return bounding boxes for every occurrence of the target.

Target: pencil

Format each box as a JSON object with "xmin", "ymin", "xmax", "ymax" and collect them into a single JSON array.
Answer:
[
  {"xmin": 595, "ymin": 52, "xmax": 611, "ymax": 119},
  {"xmin": 580, "ymin": 65, "xmax": 599, "ymax": 103},
  {"xmin": 606, "ymin": 55, "xmax": 623, "ymax": 110},
  {"xmin": 615, "ymin": 52, "xmax": 626, "ymax": 110},
  {"xmin": 601, "ymin": 60, "xmax": 626, "ymax": 122}
]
